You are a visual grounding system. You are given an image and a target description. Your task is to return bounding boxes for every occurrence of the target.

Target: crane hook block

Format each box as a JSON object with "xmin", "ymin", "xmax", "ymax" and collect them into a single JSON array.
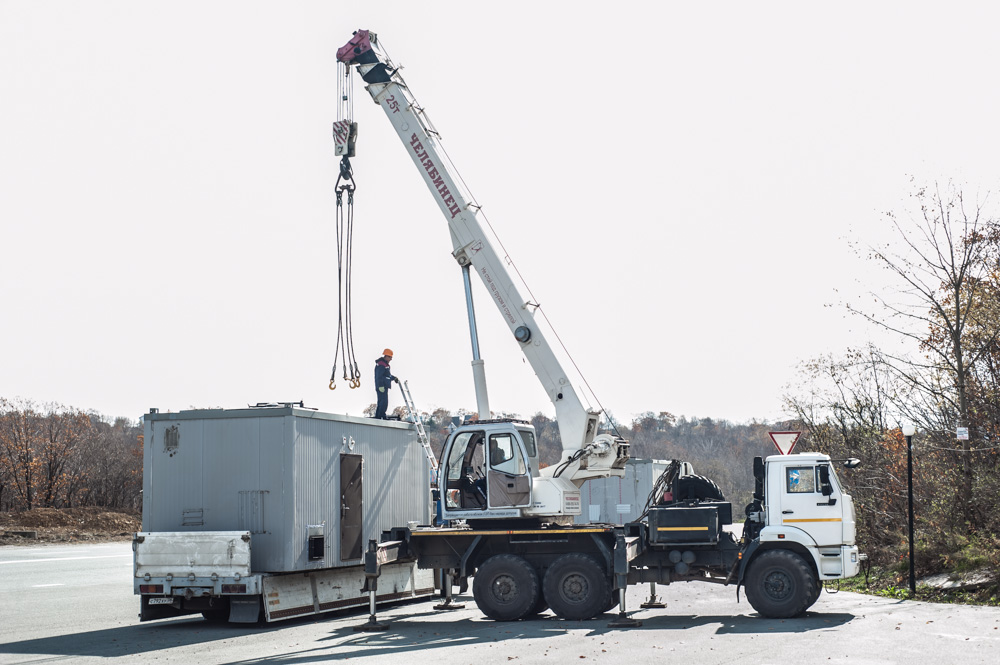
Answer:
[
  {"xmin": 333, "ymin": 121, "xmax": 358, "ymax": 158},
  {"xmin": 329, "ymin": 380, "xmax": 336, "ymax": 391}
]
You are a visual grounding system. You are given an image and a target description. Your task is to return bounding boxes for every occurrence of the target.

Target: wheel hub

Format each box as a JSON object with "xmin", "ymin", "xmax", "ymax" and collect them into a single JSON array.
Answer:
[
  {"xmin": 561, "ymin": 573, "xmax": 590, "ymax": 602},
  {"xmin": 492, "ymin": 574, "xmax": 517, "ymax": 603},
  {"xmin": 763, "ymin": 570, "xmax": 792, "ymax": 600}
]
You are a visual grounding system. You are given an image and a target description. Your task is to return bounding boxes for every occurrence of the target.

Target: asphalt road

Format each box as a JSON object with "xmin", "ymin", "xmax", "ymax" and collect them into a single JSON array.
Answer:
[{"xmin": 1, "ymin": 541, "xmax": 998, "ymax": 664}]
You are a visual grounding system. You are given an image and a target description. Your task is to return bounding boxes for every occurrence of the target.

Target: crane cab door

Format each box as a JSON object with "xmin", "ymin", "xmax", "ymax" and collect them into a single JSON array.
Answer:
[
  {"xmin": 442, "ymin": 429, "xmax": 488, "ymax": 512},
  {"xmin": 485, "ymin": 430, "xmax": 531, "ymax": 509}
]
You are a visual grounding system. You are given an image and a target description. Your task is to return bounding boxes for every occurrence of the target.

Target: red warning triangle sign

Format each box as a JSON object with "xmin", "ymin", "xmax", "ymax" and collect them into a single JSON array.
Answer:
[{"xmin": 768, "ymin": 431, "xmax": 801, "ymax": 455}]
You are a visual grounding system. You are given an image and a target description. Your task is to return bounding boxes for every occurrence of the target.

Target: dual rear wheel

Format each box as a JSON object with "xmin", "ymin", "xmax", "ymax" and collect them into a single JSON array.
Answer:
[{"xmin": 472, "ymin": 553, "xmax": 611, "ymax": 622}]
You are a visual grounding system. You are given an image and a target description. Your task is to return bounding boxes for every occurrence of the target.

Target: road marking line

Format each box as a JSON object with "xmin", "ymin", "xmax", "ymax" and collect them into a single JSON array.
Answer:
[
  {"xmin": 0, "ymin": 554, "xmax": 131, "ymax": 565},
  {"xmin": 32, "ymin": 583, "xmax": 65, "ymax": 587}
]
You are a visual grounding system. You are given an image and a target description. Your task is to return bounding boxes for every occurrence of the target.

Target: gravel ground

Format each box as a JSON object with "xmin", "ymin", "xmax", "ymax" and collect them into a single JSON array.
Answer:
[{"xmin": 0, "ymin": 507, "xmax": 139, "ymax": 545}]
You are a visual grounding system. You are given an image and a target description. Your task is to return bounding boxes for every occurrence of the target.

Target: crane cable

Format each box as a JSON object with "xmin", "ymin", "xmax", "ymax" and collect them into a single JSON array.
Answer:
[
  {"xmin": 329, "ymin": 156, "xmax": 360, "ymax": 390},
  {"xmin": 329, "ymin": 60, "xmax": 360, "ymax": 390}
]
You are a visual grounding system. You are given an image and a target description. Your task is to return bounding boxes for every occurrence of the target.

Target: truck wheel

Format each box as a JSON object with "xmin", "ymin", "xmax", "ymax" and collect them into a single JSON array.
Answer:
[
  {"xmin": 201, "ymin": 608, "xmax": 229, "ymax": 622},
  {"xmin": 806, "ymin": 579, "xmax": 823, "ymax": 609},
  {"xmin": 543, "ymin": 554, "xmax": 611, "ymax": 621},
  {"xmin": 744, "ymin": 549, "xmax": 817, "ymax": 618},
  {"xmin": 201, "ymin": 598, "xmax": 230, "ymax": 622},
  {"xmin": 526, "ymin": 594, "xmax": 549, "ymax": 617},
  {"xmin": 675, "ymin": 474, "xmax": 725, "ymax": 501},
  {"xmin": 473, "ymin": 554, "xmax": 540, "ymax": 621}
]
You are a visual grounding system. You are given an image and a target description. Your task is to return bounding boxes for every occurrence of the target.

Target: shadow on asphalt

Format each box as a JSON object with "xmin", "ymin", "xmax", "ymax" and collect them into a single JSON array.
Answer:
[
  {"xmin": 0, "ymin": 601, "xmax": 855, "ymax": 662},
  {"xmin": 625, "ymin": 611, "xmax": 856, "ymax": 635},
  {"xmin": 0, "ymin": 616, "xmax": 285, "ymax": 659},
  {"xmin": 224, "ymin": 610, "xmax": 857, "ymax": 664},
  {"xmin": 0, "ymin": 602, "xmax": 423, "ymax": 660}
]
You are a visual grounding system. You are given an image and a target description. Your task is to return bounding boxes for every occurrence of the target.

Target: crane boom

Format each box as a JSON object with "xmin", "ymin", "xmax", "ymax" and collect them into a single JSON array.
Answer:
[
  {"xmin": 338, "ymin": 31, "xmax": 626, "ymax": 522},
  {"xmin": 338, "ymin": 30, "xmax": 608, "ymax": 461}
]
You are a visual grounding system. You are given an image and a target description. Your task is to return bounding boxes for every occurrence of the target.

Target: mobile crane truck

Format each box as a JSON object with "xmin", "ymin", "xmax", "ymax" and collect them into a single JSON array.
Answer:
[{"xmin": 336, "ymin": 29, "xmax": 863, "ymax": 628}]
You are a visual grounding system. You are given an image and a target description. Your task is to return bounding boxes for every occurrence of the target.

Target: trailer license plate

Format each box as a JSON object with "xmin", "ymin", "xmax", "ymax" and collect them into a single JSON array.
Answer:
[{"xmin": 148, "ymin": 597, "xmax": 173, "ymax": 605}]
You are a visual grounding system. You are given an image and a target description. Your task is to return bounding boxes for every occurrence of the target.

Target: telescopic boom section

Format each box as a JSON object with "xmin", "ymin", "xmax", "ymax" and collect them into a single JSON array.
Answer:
[{"xmin": 338, "ymin": 31, "xmax": 621, "ymax": 470}]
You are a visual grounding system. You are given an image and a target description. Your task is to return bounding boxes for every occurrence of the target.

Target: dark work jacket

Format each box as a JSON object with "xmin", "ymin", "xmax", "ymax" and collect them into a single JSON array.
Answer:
[{"xmin": 374, "ymin": 359, "xmax": 395, "ymax": 391}]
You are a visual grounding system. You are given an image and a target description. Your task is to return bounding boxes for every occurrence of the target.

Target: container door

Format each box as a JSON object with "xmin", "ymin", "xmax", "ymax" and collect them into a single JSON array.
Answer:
[{"xmin": 340, "ymin": 454, "xmax": 363, "ymax": 561}]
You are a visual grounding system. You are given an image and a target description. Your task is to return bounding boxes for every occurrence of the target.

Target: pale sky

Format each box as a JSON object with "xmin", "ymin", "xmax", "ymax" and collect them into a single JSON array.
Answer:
[{"xmin": 2, "ymin": 1, "xmax": 999, "ymax": 425}]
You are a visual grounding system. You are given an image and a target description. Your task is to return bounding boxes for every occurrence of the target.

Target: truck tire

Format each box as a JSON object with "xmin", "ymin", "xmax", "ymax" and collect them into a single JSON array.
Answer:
[
  {"xmin": 805, "ymin": 579, "xmax": 823, "ymax": 610},
  {"xmin": 543, "ymin": 553, "xmax": 611, "ymax": 621},
  {"xmin": 744, "ymin": 549, "xmax": 817, "ymax": 618},
  {"xmin": 675, "ymin": 474, "xmax": 725, "ymax": 501},
  {"xmin": 201, "ymin": 608, "xmax": 229, "ymax": 622},
  {"xmin": 526, "ymin": 594, "xmax": 549, "ymax": 617},
  {"xmin": 201, "ymin": 598, "xmax": 230, "ymax": 622},
  {"xmin": 473, "ymin": 554, "xmax": 541, "ymax": 621}
]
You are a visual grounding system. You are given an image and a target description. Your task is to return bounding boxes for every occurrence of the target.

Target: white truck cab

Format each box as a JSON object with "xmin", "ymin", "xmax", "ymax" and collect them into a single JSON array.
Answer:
[{"xmin": 755, "ymin": 453, "xmax": 862, "ymax": 581}]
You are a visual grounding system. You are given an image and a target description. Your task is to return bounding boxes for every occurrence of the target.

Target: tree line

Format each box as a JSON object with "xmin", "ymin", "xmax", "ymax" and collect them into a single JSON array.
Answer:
[{"xmin": 0, "ymin": 398, "xmax": 142, "ymax": 512}]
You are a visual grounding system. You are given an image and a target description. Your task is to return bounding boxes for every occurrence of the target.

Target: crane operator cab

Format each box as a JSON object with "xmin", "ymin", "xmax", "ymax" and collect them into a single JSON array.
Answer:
[{"xmin": 440, "ymin": 420, "xmax": 538, "ymax": 520}]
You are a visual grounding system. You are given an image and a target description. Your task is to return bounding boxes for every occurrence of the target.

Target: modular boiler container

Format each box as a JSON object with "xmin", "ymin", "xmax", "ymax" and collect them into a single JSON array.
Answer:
[
  {"xmin": 142, "ymin": 405, "xmax": 431, "ymax": 573},
  {"xmin": 574, "ymin": 458, "xmax": 670, "ymax": 524}
]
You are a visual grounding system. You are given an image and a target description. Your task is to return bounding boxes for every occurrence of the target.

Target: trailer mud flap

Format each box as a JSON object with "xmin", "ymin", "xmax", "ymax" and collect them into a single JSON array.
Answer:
[{"xmin": 229, "ymin": 596, "xmax": 262, "ymax": 623}]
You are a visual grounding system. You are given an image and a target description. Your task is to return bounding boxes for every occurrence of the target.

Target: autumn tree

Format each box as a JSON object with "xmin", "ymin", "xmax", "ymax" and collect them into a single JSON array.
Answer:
[
  {"xmin": 35, "ymin": 408, "xmax": 92, "ymax": 508},
  {"xmin": 78, "ymin": 416, "xmax": 144, "ymax": 509},
  {"xmin": 0, "ymin": 399, "xmax": 43, "ymax": 510},
  {"xmin": 0, "ymin": 399, "xmax": 143, "ymax": 512},
  {"xmin": 849, "ymin": 184, "xmax": 1000, "ymax": 521}
]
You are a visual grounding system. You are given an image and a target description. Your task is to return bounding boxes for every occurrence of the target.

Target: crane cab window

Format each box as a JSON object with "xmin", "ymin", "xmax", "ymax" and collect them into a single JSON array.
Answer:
[
  {"xmin": 786, "ymin": 467, "xmax": 818, "ymax": 493},
  {"xmin": 445, "ymin": 431, "xmax": 482, "ymax": 482},
  {"xmin": 489, "ymin": 433, "xmax": 526, "ymax": 475},
  {"xmin": 517, "ymin": 430, "xmax": 537, "ymax": 458}
]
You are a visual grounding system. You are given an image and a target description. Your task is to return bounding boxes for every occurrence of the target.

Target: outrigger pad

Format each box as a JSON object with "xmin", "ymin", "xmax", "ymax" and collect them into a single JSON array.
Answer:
[
  {"xmin": 353, "ymin": 615, "xmax": 390, "ymax": 632},
  {"xmin": 607, "ymin": 613, "xmax": 643, "ymax": 628}
]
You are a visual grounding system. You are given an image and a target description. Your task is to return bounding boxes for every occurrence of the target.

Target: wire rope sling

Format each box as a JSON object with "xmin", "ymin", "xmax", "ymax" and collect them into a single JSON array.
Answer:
[{"xmin": 329, "ymin": 60, "xmax": 361, "ymax": 390}]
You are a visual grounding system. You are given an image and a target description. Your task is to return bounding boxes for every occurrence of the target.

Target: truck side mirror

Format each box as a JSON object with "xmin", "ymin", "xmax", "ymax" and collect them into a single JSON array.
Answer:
[
  {"xmin": 753, "ymin": 456, "xmax": 764, "ymax": 500},
  {"xmin": 818, "ymin": 465, "xmax": 833, "ymax": 496}
]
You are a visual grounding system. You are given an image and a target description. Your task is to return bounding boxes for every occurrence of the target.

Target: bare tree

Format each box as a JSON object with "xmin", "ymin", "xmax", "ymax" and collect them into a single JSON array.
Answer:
[
  {"xmin": 847, "ymin": 182, "xmax": 1000, "ymax": 518},
  {"xmin": 0, "ymin": 399, "xmax": 42, "ymax": 510}
]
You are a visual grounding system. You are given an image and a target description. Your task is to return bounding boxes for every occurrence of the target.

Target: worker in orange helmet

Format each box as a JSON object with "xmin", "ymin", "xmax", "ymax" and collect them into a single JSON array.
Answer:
[{"xmin": 374, "ymin": 348, "xmax": 399, "ymax": 419}]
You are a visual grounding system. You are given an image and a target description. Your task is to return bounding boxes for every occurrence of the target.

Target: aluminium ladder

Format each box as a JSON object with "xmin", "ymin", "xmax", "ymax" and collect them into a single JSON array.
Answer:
[{"xmin": 399, "ymin": 380, "xmax": 438, "ymax": 471}]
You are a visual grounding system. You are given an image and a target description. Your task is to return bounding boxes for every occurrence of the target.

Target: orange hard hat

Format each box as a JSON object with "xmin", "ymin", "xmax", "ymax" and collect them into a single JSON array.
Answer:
[{"xmin": 383, "ymin": 348, "xmax": 393, "ymax": 358}]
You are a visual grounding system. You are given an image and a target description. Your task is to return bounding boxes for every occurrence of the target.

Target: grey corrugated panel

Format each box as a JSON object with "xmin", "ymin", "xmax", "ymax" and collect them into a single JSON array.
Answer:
[
  {"xmin": 142, "ymin": 407, "xmax": 428, "ymax": 574},
  {"xmin": 575, "ymin": 459, "xmax": 670, "ymax": 524},
  {"xmin": 355, "ymin": 418, "xmax": 431, "ymax": 560}
]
